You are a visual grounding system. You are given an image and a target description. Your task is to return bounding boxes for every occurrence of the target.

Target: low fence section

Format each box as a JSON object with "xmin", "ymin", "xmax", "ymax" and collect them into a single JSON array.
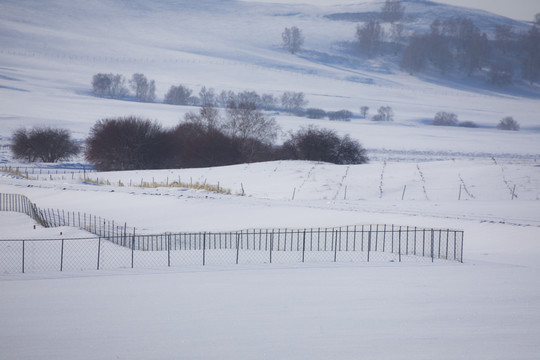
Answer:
[{"xmin": 0, "ymin": 193, "xmax": 464, "ymax": 274}]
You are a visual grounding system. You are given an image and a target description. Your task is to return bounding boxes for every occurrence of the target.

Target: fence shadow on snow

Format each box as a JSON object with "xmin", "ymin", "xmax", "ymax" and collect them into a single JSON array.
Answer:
[{"xmin": 0, "ymin": 193, "xmax": 464, "ymax": 274}]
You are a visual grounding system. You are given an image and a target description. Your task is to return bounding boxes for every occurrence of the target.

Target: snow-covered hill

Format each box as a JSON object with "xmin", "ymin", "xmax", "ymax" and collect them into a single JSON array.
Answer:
[{"xmin": 1, "ymin": 2, "xmax": 540, "ymax": 359}]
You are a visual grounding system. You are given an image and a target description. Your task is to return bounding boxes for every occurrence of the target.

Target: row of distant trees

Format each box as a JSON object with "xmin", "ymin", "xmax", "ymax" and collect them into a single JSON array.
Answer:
[
  {"xmin": 283, "ymin": 0, "xmax": 540, "ymax": 86},
  {"xmin": 92, "ymin": 73, "xmax": 308, "ymax": 113},
  {"xmin": 432, "ymin": 112, "xmax": 520, "ymax": 130}
]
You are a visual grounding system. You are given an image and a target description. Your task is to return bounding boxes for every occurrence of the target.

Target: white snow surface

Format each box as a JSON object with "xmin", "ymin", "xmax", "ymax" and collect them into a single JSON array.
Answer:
[{"xmin": 1, "ymin": 0, "xmax": 540, "ymax": 359}]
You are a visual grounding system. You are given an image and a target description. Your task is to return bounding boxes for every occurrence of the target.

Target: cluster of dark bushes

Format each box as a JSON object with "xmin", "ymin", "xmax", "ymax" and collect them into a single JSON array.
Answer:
[
  {"xmin": 431, "ymin": 112, "xmax": 476, "ymax": 127},
  {"xmin": 10, "ymin": 127, "xmax": 80, "ymax": 163},
  {"xmin": 85, "ymin": 114, "xmax": 368, "ymax": 171}
]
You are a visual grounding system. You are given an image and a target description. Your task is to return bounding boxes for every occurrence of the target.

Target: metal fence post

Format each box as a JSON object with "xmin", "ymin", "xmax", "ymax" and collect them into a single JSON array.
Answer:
[
  {"xmin": 302, "ymin": 230, "xmax": 306, "ymax": 263},
  {"xmin": 60, "ymin": 239, "xmax": 64, "ymax": 272},
  {"xmin": 460, "ymin": 232, "xmax": 464, "ymax": 263},
  {"xmin": 431, "ymin": 229, "xmax": 434, "ymax": 263},
  {"xmin": 398, "ymin": 227, "xmax": 402, "ymax": 262},
  {"xmin": 236, "ymin": 233, "xmax": 240, "ymax": 265},
  {"xmin": 367, "ymin": 226, "xmax": 371, "ymax": 262},
  {"xmin": 97, "ymin": 237, "xmax": 101, "ymax": 270},
  {"xmin": 131, "ymin": 235, "xmax": 135, "ymax": 268},
  {"xmin": 333, "ymin": 230, "xmax": 338, "ymax": 262},
  {"xmin": 203, "ymin": 233, "xmax": 206, "ymax": 266},
  {"xmin": 168, "ymin": 234, "xmax": 171, "ymax": 267},
  {"xmin": 22, "ymin": 240, "xmax": 25, "ymax": 274}
]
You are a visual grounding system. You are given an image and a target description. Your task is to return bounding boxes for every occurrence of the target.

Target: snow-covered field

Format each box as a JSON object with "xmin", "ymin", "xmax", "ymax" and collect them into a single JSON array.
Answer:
[{"xmin": 1, "ymin": 0, "xmax": 540, "ymax": 359}]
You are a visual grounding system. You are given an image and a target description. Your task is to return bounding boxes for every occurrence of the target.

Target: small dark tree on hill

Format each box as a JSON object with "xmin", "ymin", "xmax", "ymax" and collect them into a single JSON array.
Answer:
[
  {"xmin": 381, "ymin": 0, "xmax": 405, "ymax": 23},
  {"xmin": 433, "ymin": 112, "xmax": 458, "ymax": 126},
  {"xmin": 372, "ymin": 106, "xmax": 394, "ymax": 121},
  {"xmin": 281, "ymin": 91, "xmax": 308, "ymax": 113},
  {"xmin": 282, "ymin": 26, "xmax": 304, "ymax": 54},
  {"xmin": 11, "ymin": 127, "xmax": 80, "ymax": 163},
  {"xmin": 164, "ymin": 84, "xmax": 196, "ymax": 105},
  {"xmin": 306, "ymin": 108, "xmax": 327, "ymax": 119},
  {"xmin": 327, "ymin": 110, "xmax": 353, "ymax": 121},
  {"xmin": 129, "ymin": 73, "xmax": 156, "ymax": 103},
  {"xmin": 356, "ymin": 20, "xmax": 385, "ymax": 57},
  {"xmin": 282, "ymin": 126, "xmax": 368, "ymax": 165},
  {"xmin": 92, "ymin": 73, "xmax": 129, "ymax": 99},
  {"xmin": 497, "ymin": 117, "xmax": 520, "ymax": 131},
  {"xmin": 360, "ymin": 106, "xmax": 369, "ymax": 119}
]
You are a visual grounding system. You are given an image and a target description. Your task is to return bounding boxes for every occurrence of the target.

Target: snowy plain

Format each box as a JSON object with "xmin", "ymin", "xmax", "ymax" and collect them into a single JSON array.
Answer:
[{"xmin": 1, "ymin": 0, "xmax": 540, "ymax": 359}]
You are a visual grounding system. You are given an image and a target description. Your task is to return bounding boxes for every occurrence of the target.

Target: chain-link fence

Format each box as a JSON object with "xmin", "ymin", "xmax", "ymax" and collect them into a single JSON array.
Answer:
[{"xmin": 0, "ymin": 193, "xmax": 464, "ymax": 274}]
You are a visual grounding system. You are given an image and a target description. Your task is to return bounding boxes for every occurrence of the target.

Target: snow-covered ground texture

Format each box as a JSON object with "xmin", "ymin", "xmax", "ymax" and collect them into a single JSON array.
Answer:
[{"xmin": 1, "ymin": 0, "xmax": 540, "ymax": 359}]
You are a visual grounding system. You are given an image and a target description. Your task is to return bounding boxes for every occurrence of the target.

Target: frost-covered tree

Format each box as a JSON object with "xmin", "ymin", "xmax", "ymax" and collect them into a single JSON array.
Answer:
[
  {"xmin": 433, "ymin": 112, "xmax": 458, "ymax": 126},
  {"xmin": 92, "ymin": 73, "xmax": 128, "ymax": 99},
  {"xmin": 129, "ymin": 73, "xmax": 156, "ymax": 103},
  {"xmin": 356, "ymin": 20, "xmax": 385, "ymax": 57},
  {"xmin": 164, "ymin": 84, "xmax": 196, "ymax": 105},
  {"xmin": 360, "ymin": 106, "xmax": 369, "ymax": 119},
  {"xmin": 497, "ymin": 117, "xmax": 520, "ymax": 131},
  {"xmin": 198, "ymin": 86, "xmax": 217, "ymax": 106},
  {"xmin": 282, "ymin": 26, "xmax": 304, "ymax": 54},
  {"xmin": 281, "ymin": 91, "xmax": 308, "ymax": 113},
  {"xmin": 372, "ymin": 106, "xmax": 394, "ymax": 121}
]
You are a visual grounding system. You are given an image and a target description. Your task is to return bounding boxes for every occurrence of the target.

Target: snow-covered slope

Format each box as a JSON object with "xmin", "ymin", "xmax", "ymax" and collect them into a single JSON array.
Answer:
[{"xmin": 1, "ymin": 2, "xmax": 540, "ymax": 359}]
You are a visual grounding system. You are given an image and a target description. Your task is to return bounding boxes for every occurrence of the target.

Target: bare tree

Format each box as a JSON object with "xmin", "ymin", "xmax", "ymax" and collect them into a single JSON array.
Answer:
[
  {"xmin": 92, "ymin": 73, "xmax": 128, "ymax": 99},
  {"xmin": 184, "ymin": 103, "xmax": 222, "ymax": 131},
  {"xmin": 199, "ymin": 86, "xmax": 217, "ymax": 106},
  {"xmin": 281, "ymin": 91, "xmax": 308, "ymax": 113},
  {"xmin": 497, "ymin": 117, "xmax": 520, "ymax": 131},
  {"xmin": 372, "ymin": 106, "xmax": 394, "ymax": 121},
  {"xmin": 356, "ymin": 20, "xmax": 385, "ymax": 57},
  {"xmin": 282, "ymin": 26, "xmax": 304, "ymax": 54},
  {"xmin": 129, "ymin": 73, "xmax": 156, "ymax": 102},
  {"xmin": 433, "ymin": 112, "xmax": 458, "ymax": 126},
  {"xmin": 164, "ymin": 84, "xmax": 196, "ymax": 105},
  {"xmin": 381, "ymin": 0, "xmax": 405, "ymax": 23},
  {"xmin": 521, "ymin": 25, "xmax": 540, "ymax": 84},
  {"xmin": 360, "ymin": 106, "xmax": 369, "ymax": 119},
  {"xmin": 224, "ymin": 101, "xmax": 279, "ymax": 145}
]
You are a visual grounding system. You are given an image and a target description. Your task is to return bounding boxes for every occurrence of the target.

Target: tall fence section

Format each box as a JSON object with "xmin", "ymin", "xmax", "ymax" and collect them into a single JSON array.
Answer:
[{"xmin": 0, "ymin": 193, "xmax": 464, "ymax": 274}]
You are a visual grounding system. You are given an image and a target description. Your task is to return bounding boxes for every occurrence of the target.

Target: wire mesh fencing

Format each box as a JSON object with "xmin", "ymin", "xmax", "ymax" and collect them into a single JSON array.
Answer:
[
  {"xmin": 0, "ymin": 226, "xmax": 464, "ymax": 274},
  {"xmin": 0, "ymin": 193, "xmax": 464, "ymax": 274}
]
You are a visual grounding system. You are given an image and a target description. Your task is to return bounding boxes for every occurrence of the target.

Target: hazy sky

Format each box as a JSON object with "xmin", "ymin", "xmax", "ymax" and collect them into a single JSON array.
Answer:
[
  {"xmin": 246, "ymin": 0, "xmax": 539, "ymax": 22},
  {"xmin": 435, "ymin": 0, "xmax": 538, "ymax": 21}
]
